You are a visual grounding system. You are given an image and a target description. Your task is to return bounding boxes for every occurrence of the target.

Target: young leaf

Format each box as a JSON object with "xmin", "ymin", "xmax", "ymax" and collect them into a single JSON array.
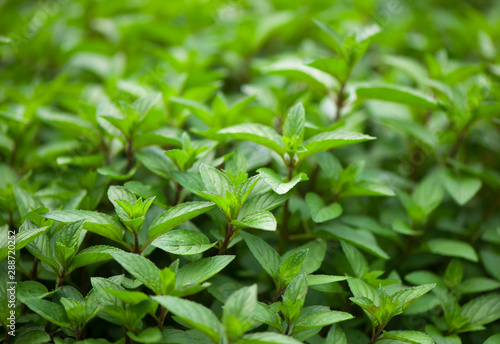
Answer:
[
  {"xmin": 281, "ymin": 274, "xmax": 308, "ymax": 325},
  {"xmin": 151, "ymin": 229, "xmax": 215, "ymax": 256},
  {"xmin": 283, "ymin": 103, "xmax": 305, "ymax": 142},
  {"xmin": 278, "ymin": 250, "xmax": 309, "ymax": 287},
  {"xmin": 200, "ymin": 163, "xmax": 235, "ymax": 196}
]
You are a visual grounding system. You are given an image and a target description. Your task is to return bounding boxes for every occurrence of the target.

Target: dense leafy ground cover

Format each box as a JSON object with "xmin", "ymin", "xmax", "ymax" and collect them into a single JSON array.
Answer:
[{"xmin": 1, "ymin": 0, "xmax": 500, "ymax": 343}]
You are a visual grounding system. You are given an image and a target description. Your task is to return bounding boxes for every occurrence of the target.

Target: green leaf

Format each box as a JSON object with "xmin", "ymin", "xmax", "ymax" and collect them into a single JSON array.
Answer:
[
  {"xmin": 14, "ymin": 330, "xmax": 51, "ymax": 344},
  {"xmin": 298, "ymin": 131, "xmax": 375, "ymax": 161},
  {"xmin": 307, "ymin": 275, "xmax": 348, "ymax": 286},
  {"xmin": 151, "ymin": 229, "xmax": 215, "ymax": 255},
  {"xmin": 306, "ymin": 192, "xmax": 342, "ymax": 223},
  {"xmin": 425, "ymin": 325, "xmax": 461, "ymax": 344},
  {"xmin": 253, "ymin": 302, "xmax": 283, "ymax": 330},
  {"xmin": 23, "ymin": 299, "xmax": 70, "ymax": 328},
  {"xmin": 325, "ymin": 326, "xmax": 348, "ymax": 344},
  {"xmin": 313, "ymin": 19, "xmax": 345, "ymax": 59},
  {"xmin": 278, "ymin": 250, "xmax": 308, "ymax": 287},
  {"xmin": 67, "ymin": 245, "xmax": 121, "ymax": 272},
  {"xmin": 111, "ymin": 251, "xmax": 162, "ymax": 294},
  {"xmin": 308, "ymin": 57, "xmax": 349, "ymax": 82},
  {"xmin": 355, "ymin": 83, "xmax": 439, "ymax": 109},
  {"xmin": 319, "ymin": 224, "xmax": 389, "ymax": 259},
  {"xmin": 391, "ymin": 284, "xmax": 436, "ymax": 311},
  {"xmin": 16, "ymin": 281, "xmax": 50, "ymax": 303},
  {"xmin": 439, "ymin": 169, "xmax": 482, "ymax": 206},
  {"xmin": 293, "ymin": 310, "xmax": 354, "ymax": 333},
  {"xmin": 200, "ymin": 163, "xmax": 235, "ymax": 196},
  {"xmin": 0, "ymin": 225, "xmax": 49, "ymax": 261},
  {"xmin": 235, "ymin": 175, "xmax": 260, "ymax": 205},
  {"xmin": 239, "ymin": 191, "xmax": 290, "ymax": 218},
  {"xmin": 105, "ymin": 289, "xmax": 150, "ymax": 305},
  {"xmin": 262, "ymin": 61, "xmax": 337, "ymax": 94},
  {"xmin": 281, "ymin": 274, "xmax": 308, "ymax": 324},
  {"xmin": 135, "ymin": 147, "xmax": 174, "ymax": 179},
  {"xmin": 427, "ymin": 239, "xmax": 478, "ymax": 262},
  {"xmin": 341, "ymin": 240, "xmax": 368, "ymax": 277},
  {"xmin": 218, "ymin": 124, "xmax": 285, "ymax": 155},
  {"xmin": 223, "ymin": 284, "xmax": 258, "ymax": 339},
  {"xmin": 461, "ymin": 293, "xmax": 500, "ymax": 326},
  {"xmin": 238, "ymin": 332, "xmax": 303, "ymax": 344},
  {"xmin": 347, "ymin": 278, "xmax": 380, "ymax": 305},
  {"xmin": 176, "ymin": 256, "xmax": 235, "ymax": 290},
  {"xmin": 258, "ymin": 168, "xmax": 309, "ymax": 194},
  {"xmin": 379, "ymin": 330, "xmax": 435, "ymax": 344},
  {"xmin": 149, "ymin": 201, "xmax": 215, "ymax": 239},
  {"xmin": 170, "ymin": 97, "xmax": 212, "ymax": 124},
  {"xmin": 127, "ymin": 327, "xmax": 163, "ymax": 344},
  {"xmin": 14, "ymin": 186, "xmax": 43, "ymax": 217},
  {"xmin": 232, "ymin": 211, "xmax": 277, "ymax": 231},
  {"xmin": 153, "ymin": 296, "xmax": 224, "ymax": 343},
  {"xmin": 132, "ymin": 92, "xmax": 161, "ymax": 117},
  {"xmin": 283, "ymin": 103, "xmax": 305, "ymax": 142},
  {"xmin": 457, "ymin": 278, "xmax": 500, "ymax": 294},
  {"xmin": 43, "ymin": 210, "xmax": 124, "ymax": 244},
  {"xmin": 484, "ymin": 334, "xmax": 500, "ymax": 344},
  {"xmin": 240, "ymin": 231, "xmax": 280, "ymax": 279},
  {"xmin": 56, "ymin": 220, "xmax": 85, "ymax": 249}
]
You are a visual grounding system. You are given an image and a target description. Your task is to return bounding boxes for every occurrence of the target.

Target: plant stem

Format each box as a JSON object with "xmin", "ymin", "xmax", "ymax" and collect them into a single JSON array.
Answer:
[
  {"xmin": 218, "ymin": 222, "xmax": 234, "ymax": 255},
  {"xmin": 133, "ymin": 232, "xmax": 140, "ymax": 254},
  {"xmin": 8, "ymin": 211, "xmax": 15, "ymax": 234},
  {"xmin": 334, "ymin": 80, "xmax": 347, "ymax": 121},
  {"xmin": 30, "ymin": 257, "xmax": 39, "ymax": 280},
  {"xmin": 272, "ymin": 287, "xmax": 283, "ymax": 303},
  {"xmin": 56, "ymin": 270, "xmax": 65, "ymax": 289},
  {"xmin": 278, "ymin": 168, "xmax": 293, "ymax": 254},
  {"xmin": 450, "ymin": 124, "xmax": 469, "ymax": 159},
  {"xmin": 126, "ymin": 137, "xmax": 134, "ymax": 172},
  {"xmin": 173, "ymin": 181, "xmax": 182, "ymax": 205},
  {"xmin": 368, "ymin": 325, "xmax": 386, "ymax": 344},
  {"xmin": 158, "ymin": 306, "xmax": 167, "ymax": 331}
]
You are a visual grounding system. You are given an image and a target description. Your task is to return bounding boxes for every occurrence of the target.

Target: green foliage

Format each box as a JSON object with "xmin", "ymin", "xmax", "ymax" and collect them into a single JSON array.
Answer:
[{"xmin": 1, "ymin": 0, "xmax": 499, "ymax": 343}]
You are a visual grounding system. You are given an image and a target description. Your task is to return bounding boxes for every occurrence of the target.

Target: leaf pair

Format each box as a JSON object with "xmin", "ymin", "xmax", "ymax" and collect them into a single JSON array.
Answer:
[
  {"xmin": 217, "ymin": 103, "xmax": 375, "ymax": 168},
  {"xmin": 197, "ymin": 163, "xmax": 277, "ymax": 231}
]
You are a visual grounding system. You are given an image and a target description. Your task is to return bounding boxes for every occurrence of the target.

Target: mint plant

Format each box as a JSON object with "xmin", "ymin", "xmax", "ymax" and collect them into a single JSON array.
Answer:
[{"xmin": 1, "ymin": 1, "xmax": 500, "ymax": 343}]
